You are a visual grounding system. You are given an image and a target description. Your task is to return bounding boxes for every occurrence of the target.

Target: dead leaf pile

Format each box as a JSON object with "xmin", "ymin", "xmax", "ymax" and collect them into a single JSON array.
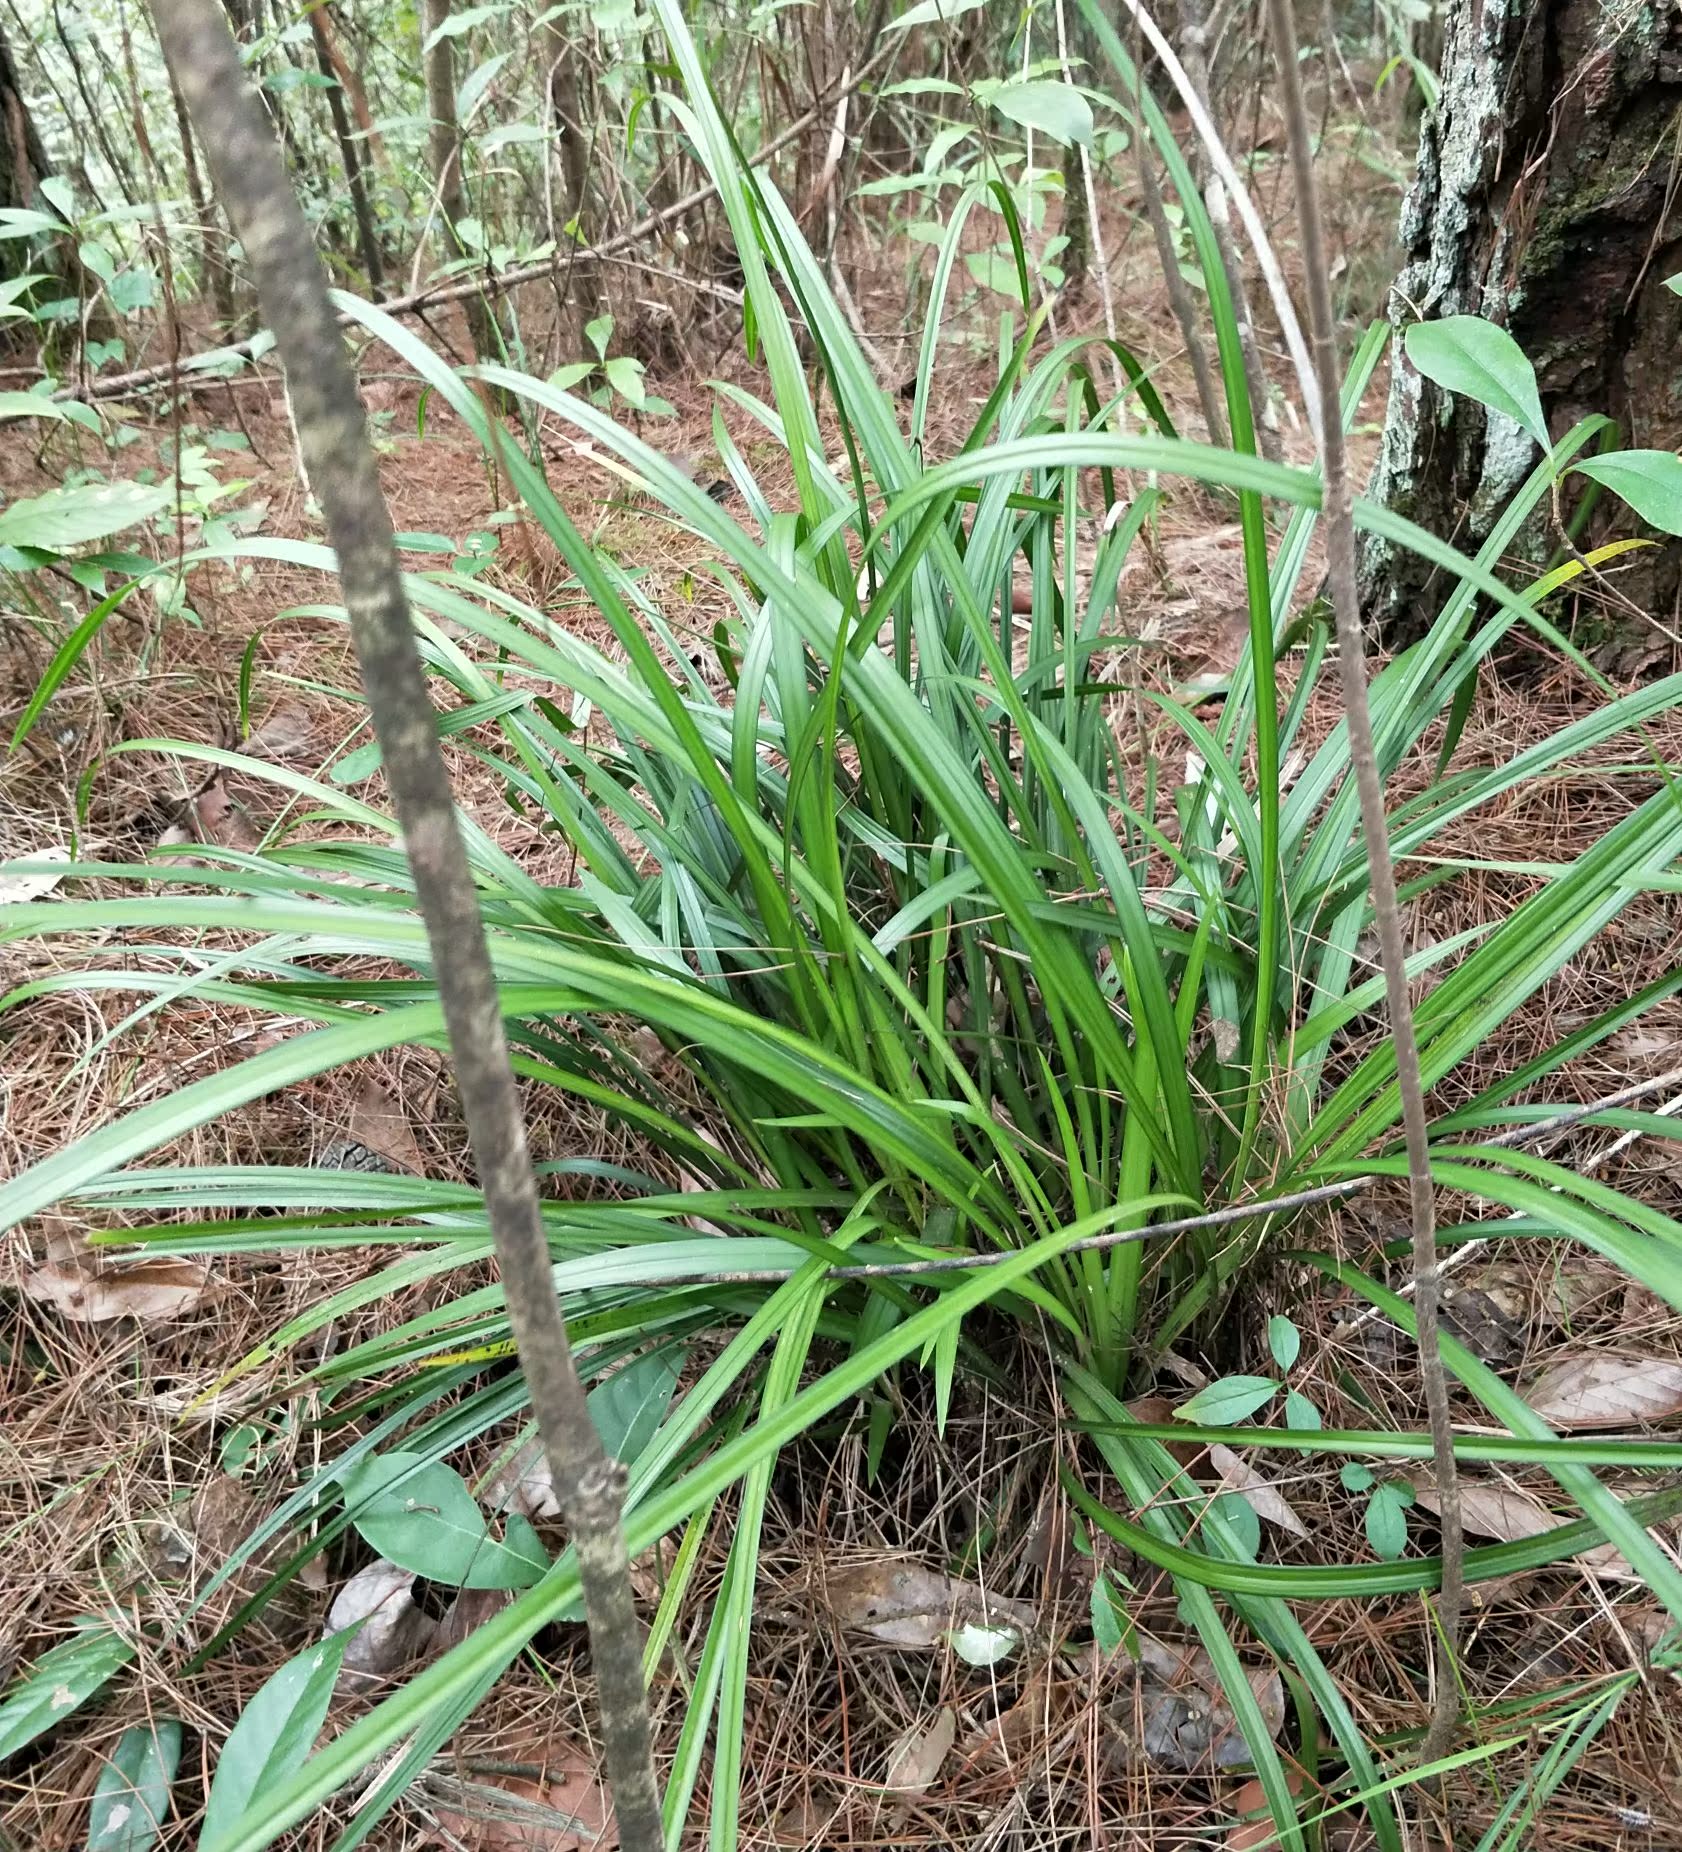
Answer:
[
  {"xmin": 21, "ymin": 1255, "xmax": 211, "ymax": 1324},
  {"xmin": 814, "ymin": 1560, "xmax": 1037, "ymax": 1651},
  {"xmin": 421, "ymin": 1750, "xmax": 615, "ymax": 1851},
  {"xmin": 1522, "ymin": 1352, "xmax": 1682, "ymax": 1428},
  {"xmin": 1123, "ymin": 1636, "xmax": 1285, "ymax": 1773}
]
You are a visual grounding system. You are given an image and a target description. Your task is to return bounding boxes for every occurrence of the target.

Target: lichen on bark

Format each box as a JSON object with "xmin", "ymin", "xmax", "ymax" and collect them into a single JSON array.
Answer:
[{"xmin": 1363, "ymin": 0, "xmax": 1682, "ymax": 641}]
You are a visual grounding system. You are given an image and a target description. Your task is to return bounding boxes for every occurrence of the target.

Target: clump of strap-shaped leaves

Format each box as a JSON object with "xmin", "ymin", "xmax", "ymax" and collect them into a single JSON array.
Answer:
[{"xmin": 4, "ymin": 1, "xmax": 1682, "ymax": 1846}]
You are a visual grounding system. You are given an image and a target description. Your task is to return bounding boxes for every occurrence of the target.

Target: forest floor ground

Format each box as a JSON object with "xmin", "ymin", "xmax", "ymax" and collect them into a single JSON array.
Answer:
[{"xmin": 3, "ymin": 160, "xmax": 1682, "ymax": 1852}]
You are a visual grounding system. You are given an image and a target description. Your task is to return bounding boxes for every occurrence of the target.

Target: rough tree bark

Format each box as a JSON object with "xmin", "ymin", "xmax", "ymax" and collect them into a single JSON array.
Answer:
[
  {"xmin": 1363, "ymin": 0, "xmax": 1682, "ymax": 642},
  {"xmin": 423, "ymin": 0, "xmax": 503, "ymax": 367},
  {"xmin": 541, "ymin": 7, "xmax": 598, "ymax": 340},
  {"xmin": 308, "ymin": 0, "xmax": 384, "ymax": 294},
  {"xmin": 1, "ymin": 26, "xmax": 54, "ymax": 269}
]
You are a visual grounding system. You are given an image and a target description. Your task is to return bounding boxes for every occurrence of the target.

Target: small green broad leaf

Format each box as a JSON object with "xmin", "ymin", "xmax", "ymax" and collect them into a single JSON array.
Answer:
[
  {"xmin": 587, "ymin": 1345, "xmax": 683, "ymax": 1463},
  {"xmin": 0, "ymin": 1620, "xmax": 135, "ymax": 1760},
  {"xmin": 603, "ymin": 354, "xmax": 647, "ymax": 408},
  {"xmin": 0, "ymin": 391, "xmax": 79, "ymax": 424},
  {"xmin": 200, "ymin": 1634, "xmax": 349, "ymax": 1851},
  {"xmin": 1173, "ymin": 1375, "xmax": 1278, "ymax": 1426},
  {"xmin": 1213, "ymin": 1492, "xmax": 1260, "ymax": 1560},
  {"xmin": 1573, "ymin": 451, "xmax": 1682, "ymax": 536},
  {"xmin": 1089, "ymin": 1572, "xmax": 1135, "ymax": 1659},
  {"xmin": 1267, "ymin": 1316, "xmax": 1300, "ymax": 1372},
  {"xmin": 0, "ymin": 482, "xmax": 173, "ymax": 551},
  {"xmin": 86, "ymin": 1719, "xmax": 182, "ymax": 1852},
  {"xmin": 1404, "ymin": 315, "xmax": 1548, "ymax": 449},
  {"xmin": 984, "ymin": 78, "xmax": 1094, "ymax": 147},
  {"xmin": 1364, "ymin": 1482, "xmax": 1414, "ymax": 1561},
  {"xmin": 1284, "ymin": 1390, "xmax": 1321, "ymax": 1432},
  {"xmin": 341, "ymin": 1451, "xmax": 544, "ymax": 1589}
]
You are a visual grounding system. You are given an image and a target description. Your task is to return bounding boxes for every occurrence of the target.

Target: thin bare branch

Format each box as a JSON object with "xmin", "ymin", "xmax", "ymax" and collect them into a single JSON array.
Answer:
[
  {"xmin": 1262, "ymin": 0, "xmax": 1463, "ymax": 1767},
  {"xmin": 146, "ymin": 1, "xmax": 663, "ymax": 1845},
  {"xmin": 56, "ymin": 45, "xmax": 895, "ymax": 404}
]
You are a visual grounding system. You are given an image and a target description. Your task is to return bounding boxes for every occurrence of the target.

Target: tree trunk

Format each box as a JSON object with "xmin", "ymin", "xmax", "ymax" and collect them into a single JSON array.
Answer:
[
  {"xmin": 1363, "ymin": 0, "xmax": 1682, "ymax": 644},
  {"xmin": 0, "ymin": 23, "xmax": 109, "ymax": 345},
  {"xmin": 170, "ymin": 79, "xmax": 236, "ymax": 322},
  {"xmin": 423, "ymin": 0, "xmax": 503, "ymax": 367},
  {"xmin": 542, "ymin": 9, "xmax": 598, "ymax": 340},
  {"xmin": 309, "ymin": 0, "xmax": 384, "ymax": 294},
  {"xmin": 1, "ymin": 27, "xmax": 55, "ymax": 251}
]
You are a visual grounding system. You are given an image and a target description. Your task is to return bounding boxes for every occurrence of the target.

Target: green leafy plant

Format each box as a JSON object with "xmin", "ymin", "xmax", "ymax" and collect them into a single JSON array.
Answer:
[
  {"xmin": 5, "ymin": 6, "xmax": 1682, "ymax": 1850},
  {"xmin": 549, "ymin": 312, "xmax": 673, "ymax": 416}
]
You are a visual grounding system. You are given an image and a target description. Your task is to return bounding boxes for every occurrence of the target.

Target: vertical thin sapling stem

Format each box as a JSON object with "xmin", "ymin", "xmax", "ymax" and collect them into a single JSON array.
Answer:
[
  {"xmin": 146, "ymin": 1, "xmax": 664, "ymax": 1845},
  {"xmin": 1262, "ymin": 0, "xmax": 1465, "ymax": 1771}
]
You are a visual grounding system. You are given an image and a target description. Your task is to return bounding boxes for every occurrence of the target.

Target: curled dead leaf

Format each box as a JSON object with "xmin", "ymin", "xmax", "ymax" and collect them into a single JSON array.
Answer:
[
  {"xmin": 194, "ymin": 773, "xmax": 260, "ymax": 850},
  {"xmin": 817, "ymin": 1560, "xmax": 1036, "ymax": 1650},
  {"xmin": 881, "ymin": 1706, "xmax": 955, "ymax": 1798},
  {"xmin": 22, "ymin": 1256, "xmax": 210, "ymax": 1324},
  {"xmin": 1208, "ymin": 1444, "xmax": 1309, "ymax": 1539},
  {"xmin": 1521, "ymin": 1352, "xmax": 1682, "ymax": 1429},
  {"xmin": 434, "ymin": 1586, "xmax": 515, "ymax": 1652},
  {"xmin": 1411, "ymin": 1478, "xmax": 1644, "ymax": 1581},
  {"xmin": 328, "ymin": 1559, "xmax": 435, "ymax": 1679},
  {"xmin": 244, "ymin": 702, "xmax": 317, "ymax": 762},
  {"xmin": 344, "ymin": 1077, "xmax": 427, "ymax": 1176},
  {"xmin": 1131, "ymin": 1635, "xmax": 1285, "ymax": 1772},
  {"xmin": 954, "ymin": 1669, "xmax": 1075, "ymax": 1770},
  {"xmin": 1411, "ymin": 1478, "xmax": 1556, "ymax": 1543},
  {"xmin": 424, "ymin": 1759, "xmax": 615, "ymax": 1851},
  {"xmin": 485, "ymin": 1437, "xmax": 560, "ymax": 1521},
  {"xmin": 1228, "ymin": 1768, "xmax": 1307, "ymax": 1850},
  {"xmin": 1124, "ymin": 1395, "xmax": 1205, "ymax": 1472}
]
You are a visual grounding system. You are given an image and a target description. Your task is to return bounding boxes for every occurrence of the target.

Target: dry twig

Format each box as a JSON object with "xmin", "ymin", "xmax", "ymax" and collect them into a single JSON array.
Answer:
[
  {"xmin": 1262, "ymin": 0, "xmax": 1464, "ymax": 1772},
  {"xmin": 148, "ymin": 1, "xmax": 663, "ymax": 1844}
]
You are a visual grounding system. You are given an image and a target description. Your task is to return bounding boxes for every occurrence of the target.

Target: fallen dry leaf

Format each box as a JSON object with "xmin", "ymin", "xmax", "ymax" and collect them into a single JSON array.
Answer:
[
  {"xmin": 345, "ymin": 1077, "xmax": 427, "ymax": 1176},
  {"xmin": 1411, "ymin": 1478, "xmax": 1557, "ymax": 1543},
  {"xmin": 434, "ymin": 1586, "xmax": 516, "ymax": 1651},
  {"xmin": 1521, "ymin": 1352, "xmax": 1682, "ymax": 1428},
  {"xmin": 244, "ymin": 702, "xmax": 317, "ymax": 761},
  {"xmin": 1132, "ymin": 1635, "xmax": 1285, "ymax": 1772},
  {"xmin": 1209, "ymin": 1444, "xmax": 1309, "ymax": 1539},
  {"xmin": 954, "ymin": 1669, "xmax": 1078, "ymax": 1770},
  {"xmin": 1228, "ymin": 1768, "xmax": 1308, "ymax": 1850},
  {"xmin": 817, "ymin": 1561, "xmax": 1036, "ymax": 1649},
  {"xmin": 881, "ymin": 1706, "xmax": 955, "ymax": 1798},
  {"xmin": 193, "ymin": 774, "xmax": 260, "ymax": 850},
  {"xmin": 1411, "ymin": 1479, "xmax": 1643, "ymax": 1581},
  {"xmin": 328, "ymin": 1559, "xmax": 435, "ymax": 1679},
  {"xmin": 22, "ymin": 1256, "xmax": 210, "ymax": 1323},
  {"xmin": 426, "ymin": 1761, "xmax": 615, "ymax": 1851},
  {"xmin": 0, "ymin": 845, "xmax": 71, "ymax": 905},
  {"xmin": 1124, "ymin": 1395, "xmax": 1204, "ymax": 1471},
  {"xmin": 484, "ymin": 1436, "xmax": 560, "ymax": 1521}
]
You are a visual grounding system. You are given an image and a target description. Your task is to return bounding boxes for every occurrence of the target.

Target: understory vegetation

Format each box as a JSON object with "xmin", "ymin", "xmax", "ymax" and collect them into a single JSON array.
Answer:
[{"xmin": 2, "ymin": 0, "xmax": 1681, "ymax": 1847}]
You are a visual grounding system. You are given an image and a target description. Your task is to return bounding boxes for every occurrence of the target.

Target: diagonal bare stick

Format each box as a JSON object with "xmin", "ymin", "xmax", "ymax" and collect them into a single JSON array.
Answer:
[
  {"xmin": 146, "ymin": 0, "xmax": 664, "ymax": 1845},
  {"xmin": 1262, "ymin": 0, "xmax": 1464, "ymax": 1771}
]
